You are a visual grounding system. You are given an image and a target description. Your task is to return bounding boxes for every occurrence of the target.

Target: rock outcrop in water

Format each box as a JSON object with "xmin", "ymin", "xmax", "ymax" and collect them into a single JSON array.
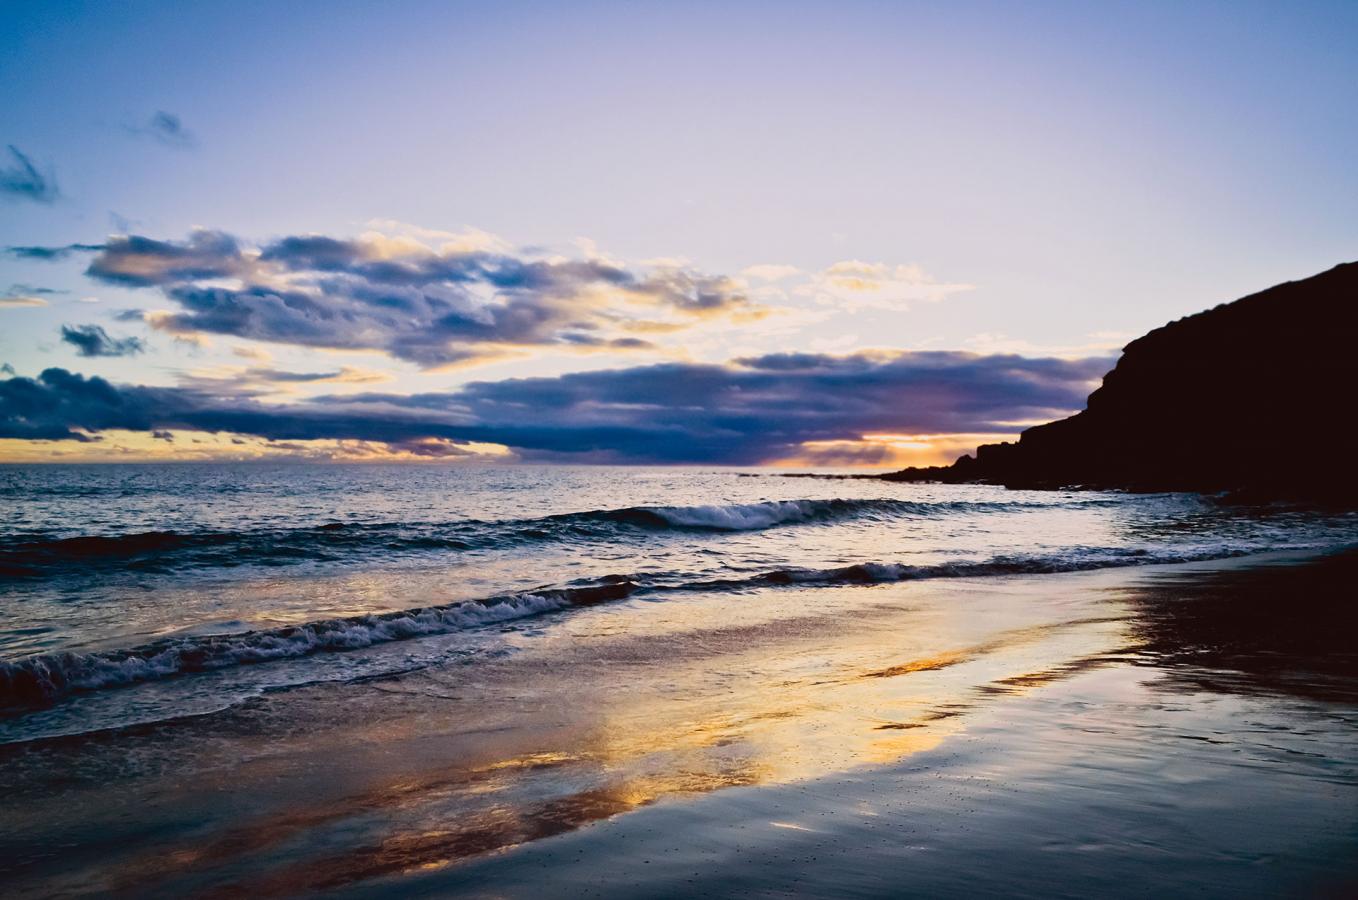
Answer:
[{"xmin": 883, "ymin": 262, "xmax": 1358, "ymax": 501}]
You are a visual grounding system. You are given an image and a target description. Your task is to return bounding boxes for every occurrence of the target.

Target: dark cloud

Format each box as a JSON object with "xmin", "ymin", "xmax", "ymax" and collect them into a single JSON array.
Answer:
[
  {"xmin": 151, "ymin": 429, "xmax": 174, "ymax": 442},
  {"xmin": 0, "ymin": 352, "xmax": 1111, "ymax": 463},
  {"xmin": 59, "ymin": 325, "xmax": 146, "ymax": 358},
  {"xmin": 81, "ymin": 230, "xmax": 758, "ymax": 366},
  {"xmin": 0, "ymin": 146, "xmax": 59, "ymax": 203},
  {"xmin": 0, "ymin": 364, "xmax": 14, "ymax": 376},
  {"xmin": 250, "ymin": 368, "xmax": 353, "ymax": 383},
  {"xmin": 386, "ymin": 437, "xmax": 481, "ymax": 458},
  {"xmin": 129, "ymin": 111, "xmax": 196, "ymax": 148},
  {"xmin": 7, "ymin": 283, "xmax": 65, "ymax": 296},
  {"xmin": 791, "ymin": 441, "xmax": 897, "ymax": 467},
  {"xmin": 6, "ymin": 243, "xmax": 104, "ymax": 261},
  {"xmin": 0, "ymin": 369, "xmax": 161, "ymax": 440},
  {"xmin": 86, "ymin": 232, "xmax": 243, "ymax": 286}
]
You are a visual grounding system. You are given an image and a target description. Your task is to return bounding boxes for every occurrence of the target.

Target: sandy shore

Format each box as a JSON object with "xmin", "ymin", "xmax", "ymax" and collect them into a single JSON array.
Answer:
[{"xmin": 2, "ymin": 550, "xmax": 1356, "ymax": 897}]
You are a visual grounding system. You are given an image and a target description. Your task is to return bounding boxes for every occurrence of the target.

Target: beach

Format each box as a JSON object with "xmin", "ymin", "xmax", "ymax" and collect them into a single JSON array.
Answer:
[
  {"xmin": 5, "ymin": 5, "xmax": 1357, "ymax": 896},
  {"xmin": 3, "ymin": 546, "xmax": 1355, "ymax": 897}
]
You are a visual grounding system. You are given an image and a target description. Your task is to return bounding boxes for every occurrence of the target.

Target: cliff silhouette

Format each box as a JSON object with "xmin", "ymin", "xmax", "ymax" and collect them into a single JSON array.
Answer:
[{"xmin": 883, "ymin": 262, "xmax": 1358, "ymax": 501}]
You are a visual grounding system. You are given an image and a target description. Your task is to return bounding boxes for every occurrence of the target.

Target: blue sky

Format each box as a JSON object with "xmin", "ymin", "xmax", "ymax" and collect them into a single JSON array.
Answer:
[{"xmin": 2, "ymin": 1, "xmax": 1355, "ymax": 464}]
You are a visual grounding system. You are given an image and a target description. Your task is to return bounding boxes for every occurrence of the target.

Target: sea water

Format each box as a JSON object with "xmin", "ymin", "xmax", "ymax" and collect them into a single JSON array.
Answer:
[{"xmin": 2, "ymin": 463, "xmax": 1355, "ymax": 743}]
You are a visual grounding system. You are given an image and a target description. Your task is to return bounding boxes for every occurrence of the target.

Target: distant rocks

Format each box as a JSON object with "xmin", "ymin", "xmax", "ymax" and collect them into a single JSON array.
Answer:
[{"xmin": 883, "ymin": 262, "xmax": 1358, "ymax": 502}]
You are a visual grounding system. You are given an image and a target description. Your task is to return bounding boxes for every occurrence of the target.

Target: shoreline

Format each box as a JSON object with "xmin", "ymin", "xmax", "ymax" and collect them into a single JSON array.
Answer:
[
  {"xmin": 349, "ymin": 549, "xmax": 1358, "ymax": 898},
  {"xmin": 1, "ymin": 549, "xmax": 1356, "ymax": 896},
  {"xmin": 11, "ymin": 534, "xmax": 1339, "ymax": 746}
]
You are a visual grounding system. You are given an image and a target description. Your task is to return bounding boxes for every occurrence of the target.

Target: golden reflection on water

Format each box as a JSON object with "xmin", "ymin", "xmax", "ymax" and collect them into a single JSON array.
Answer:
[{"xmin": 65, "ymin": 575, "xmax": 1142, "ymax": 895}]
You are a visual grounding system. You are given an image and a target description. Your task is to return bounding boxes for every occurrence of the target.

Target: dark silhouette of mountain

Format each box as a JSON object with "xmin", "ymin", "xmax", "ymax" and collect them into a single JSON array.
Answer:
[{"xmin": 883, "ymin": 262, "xmax": 1358, "ymax": 501}]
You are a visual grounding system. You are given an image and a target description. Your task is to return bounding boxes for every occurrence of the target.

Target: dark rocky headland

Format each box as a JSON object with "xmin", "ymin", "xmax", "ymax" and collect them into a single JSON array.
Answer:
[{"xmin": 883, "ymin": 262, "xmax": 1358, "ymax": 501}]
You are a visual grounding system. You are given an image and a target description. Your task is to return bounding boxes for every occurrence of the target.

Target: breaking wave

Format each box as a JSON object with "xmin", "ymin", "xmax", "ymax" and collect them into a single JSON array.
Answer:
[
  {"xmin": 667, "ymin": 545, "xmax": 1256, "ymax": 592},
  {"xmin": 0, "ymin": 497, "xmax": 1056, "ymax": 579},
  {"xmin": 0, "ymin": 543, "xmax": 1262, "ymax": 713},
  {"xmin": 0, "ymin": 579, "xmax": 638, "ymax": 712},
  {"xmin": 594, "ymin": 498, "xmax": 948, "ymax": 530}
]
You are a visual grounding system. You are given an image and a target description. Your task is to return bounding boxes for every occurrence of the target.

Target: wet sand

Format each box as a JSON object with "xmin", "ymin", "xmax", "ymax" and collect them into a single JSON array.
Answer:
[{"xmin": 2, "ymin": 550, "xmax": 1356, "ymax": 897}]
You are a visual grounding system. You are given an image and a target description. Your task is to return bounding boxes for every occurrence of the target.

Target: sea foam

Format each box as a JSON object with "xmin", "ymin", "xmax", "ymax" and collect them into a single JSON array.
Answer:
[{"xmin": 0, "ymin": 542, "xmax": 1268, "ymax": 713}]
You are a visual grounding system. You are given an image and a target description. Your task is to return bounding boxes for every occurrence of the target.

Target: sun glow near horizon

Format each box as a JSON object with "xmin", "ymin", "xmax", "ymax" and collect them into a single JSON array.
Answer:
[{"xmin": 0, "ymin": 428, "xmax": 1012, "ymax": 469}]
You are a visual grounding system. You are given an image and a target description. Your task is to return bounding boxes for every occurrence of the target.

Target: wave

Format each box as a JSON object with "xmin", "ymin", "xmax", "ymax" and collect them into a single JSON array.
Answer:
[
  {"xmin": 0, "ymin": 543, "xmax": 1269, "ymax": 713},
  {"xmin": 0, "ymin": 497, "xmax": 1042, "ymax": 579},
  {"xmin": 593, "ymin": 498, "xmax": 940, "ymax": 531},
  {"xmin": 0, "ymin": 526, "xmax": 403, "ymax": 579},
  {"xmin": 0, "ymin": 579, "xmax": 639, "ymax": 712},
  {"xmin": 670, "ymin": 545, "xmax": 1255, "ymax": 592}
]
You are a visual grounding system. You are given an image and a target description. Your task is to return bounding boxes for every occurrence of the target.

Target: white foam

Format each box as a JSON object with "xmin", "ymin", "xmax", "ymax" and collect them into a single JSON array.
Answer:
[
  {"xmin": 647, "ymin": 499, "xmax": 847, "ymax": 530},
  {"xmin": 1, "ymin": 593, "xmax": 568, "ymax": 705}
]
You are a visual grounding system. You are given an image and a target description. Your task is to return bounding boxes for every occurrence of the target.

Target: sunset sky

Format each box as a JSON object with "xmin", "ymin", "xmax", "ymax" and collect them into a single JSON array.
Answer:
[{"xmin": 3, "ymin": 1, "xmax": 1355, "ymax": 465}]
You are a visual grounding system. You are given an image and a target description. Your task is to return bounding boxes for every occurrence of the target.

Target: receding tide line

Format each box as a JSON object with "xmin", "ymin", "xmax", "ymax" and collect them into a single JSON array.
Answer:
[{"xmin": 0, "ymin": 545, "xmax": 1261, "ymax": 712}]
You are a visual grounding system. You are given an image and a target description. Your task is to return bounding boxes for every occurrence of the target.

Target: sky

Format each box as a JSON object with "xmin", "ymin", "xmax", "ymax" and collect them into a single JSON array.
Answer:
[{"xmin": 2, "ymin": 0, "xmax": 1355, "ymax": 466}]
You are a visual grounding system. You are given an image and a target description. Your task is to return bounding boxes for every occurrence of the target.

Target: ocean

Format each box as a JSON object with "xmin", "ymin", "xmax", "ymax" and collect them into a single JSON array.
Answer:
[
  {"xmin": 2, "ymin": 463, "xmax": 1355, "ymax": 745},
  {"xmin": 4, "ymin": 463, "xmax": 1358, "ymax": 895}
]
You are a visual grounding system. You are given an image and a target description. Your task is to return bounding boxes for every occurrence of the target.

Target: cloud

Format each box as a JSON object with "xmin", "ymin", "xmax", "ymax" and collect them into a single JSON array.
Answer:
[
  {"xmin": 128, "ymin": 111, "xmax": 196, "ymax": 148},
  {"xmin": 248, "ymin": 366, "xmax": 391, "ymax": 385},
  {"xmin": 780, "ymin": 439, "xmax": 898, "ymax": 467},
  {"xmin": 799, "ymin": 261, "xmax": 973, "ymax": 311},
  {"xmin": 8, "ymin": 283, "xmax": 64, "ymax": 295},
  {"xmin": 0, "ymin": 351, "xmax": 1111, "ymax": 463},
  {"xmin": 231, "ymin": 344, "xmax": 271, "ymax": 361},
  {"xmin": 0, "ymin": 146, "xmax": 59, "ymax": 203},
  {"xmin": 0, "ymin": 295, "xmax": 48, "ymax": 309},
  {"xmin": 59, "ymin": 324, "xmax": 146, "ymax": 357},
  {"xmin": 77, "ymin": 228, "xmax": 766, "ymax": 367},
  {"xmin": 3, "ymin": 284, "xmax": 64, "ymax": 308},
  {"xmin": 5, "ymin": 243, "xmax": 104, "ymax": 260},
  {"xmin": 86, "ymin": 231, "xmax": 243, "ymax": 286},
  {"xmin": 17, "ymin": 228, "xmax": 971, "ymax": 368},
  {"xmin": 176, "ymin": 365, "xmax": 394, "ymax": 396},
  {"xmin": 383, "ymin": 437, "xmax": 486, "ymax": 459}
]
